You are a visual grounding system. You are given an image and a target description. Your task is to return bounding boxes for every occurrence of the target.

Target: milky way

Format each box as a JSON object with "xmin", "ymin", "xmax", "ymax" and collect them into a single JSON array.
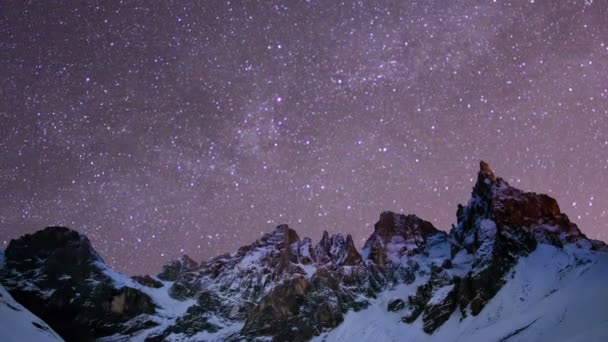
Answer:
[{"xmin": 1, "ymin": 1, "xmax": 607, "ymax": 274}]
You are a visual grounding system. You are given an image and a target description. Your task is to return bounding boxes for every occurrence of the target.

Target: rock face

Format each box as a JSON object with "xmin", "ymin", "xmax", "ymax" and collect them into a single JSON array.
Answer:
[
  {"xmin": 387, "ymin": 298, "xmax": 405, "ymax": 312},
  {"xmin": 362, "ymin": 212, "xmax": 446, "ymax": 266},
  {"xmin": 157, "ymin": 254, "xmax": 199, "ymax": 281},
  {"xmin": 449, "ymin": 161, "xmax": 592, "ymax": 317},
  {"xmin": 241, "ymin": 265, "xmax": 375, "ymax": 341},
  {"xmin": 0, "ymin": 227, "xmax": 156, "ymax": 341},
  {"xmin": 2, "ymin": 161, "xmax": 606, "ymax": 341},
  {"xmin": 401, "ymin": 264, "xmax": 460, "ymax": 333},
  {"xmin": 387, "ymin": 161, "xmax": 602, "ymax": 335},
  {"xmin": 163, "ymin": 225, "xmax": 380, "ymax": 340},
  {"xmin": 313, "ymin": 231, "xmax": 363, "ymax": 266},
  {"xmin": 132, "ymin": 275, "xmax": 164, "ymax": 288}
]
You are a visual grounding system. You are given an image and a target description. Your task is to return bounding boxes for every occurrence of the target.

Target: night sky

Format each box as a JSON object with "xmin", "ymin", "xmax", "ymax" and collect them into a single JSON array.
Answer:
[{"xmin": 2, "ymin": 1, "xmax": 607, "ymax": 275}]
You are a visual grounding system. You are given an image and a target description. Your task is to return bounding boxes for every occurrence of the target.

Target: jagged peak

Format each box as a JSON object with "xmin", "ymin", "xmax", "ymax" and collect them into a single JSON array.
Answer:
[
  {"xmin": 374, "ymin": 211, "xmax": 440, "ymax": 240},
  {"xmin": 342, "ymin": 234, "xmax": 363, "ymax": 265},
  {"xmin": 259, "ymin": 224, "xmax": 300, "ymax": 246},
  {"xmin": 160, "ymin": 254, "xmax": 198, "ymax": 268},
  {"xmin": 309, "ymin": 230, "xmax": 363, "ymax": 266},
  {"xmin": 454, "ymin": 161, "xmax": 589, "ymax": 254},
  {"xmin": 8, "ymin": 226, "xmax": 91, "ymax": 248},
  {"xmin": 4, "ymin": 226, "xmax": 102, "ymax": 265},
  {"xmin": 157, "ymin": 253, "xmax": 199, "ymax": 281},
  {"xmin": 471, "ymin": 160, "xmax": 509, "ymax": 200},
  {"xmin": 479, "ymin": 160, "xmax": 496, "ymax": 180},
  {"xmin": 362, "ymin": 212, "xmax": 443, "ymax": 266},
  {"xmin": 314, "ymin": 231, "xmax": 332, "ymax": 264}
]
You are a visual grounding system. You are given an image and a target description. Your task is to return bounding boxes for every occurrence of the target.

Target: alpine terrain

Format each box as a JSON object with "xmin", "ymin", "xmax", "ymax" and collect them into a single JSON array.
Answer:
[{"xmin": 1, "ymin": 162, "xmax": 607, "ymax": 341}]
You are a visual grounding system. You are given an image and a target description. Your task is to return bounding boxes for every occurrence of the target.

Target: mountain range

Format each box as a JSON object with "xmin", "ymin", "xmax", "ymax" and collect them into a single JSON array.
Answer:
[{"xmin": 1, "ymin": 161, "xmax": 607, "ymax": 341}]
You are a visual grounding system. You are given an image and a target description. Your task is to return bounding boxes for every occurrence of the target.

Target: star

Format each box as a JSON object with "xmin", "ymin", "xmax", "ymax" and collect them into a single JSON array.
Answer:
[{"xmin": 1, "ymin": 1, "xmax": 607, "ymax": 275}]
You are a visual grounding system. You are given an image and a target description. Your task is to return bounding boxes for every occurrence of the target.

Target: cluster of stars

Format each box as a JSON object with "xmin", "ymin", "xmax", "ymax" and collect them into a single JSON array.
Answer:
[{"xmin": 1, "ymin": 1, "xmax": 607, "ymax": 275}]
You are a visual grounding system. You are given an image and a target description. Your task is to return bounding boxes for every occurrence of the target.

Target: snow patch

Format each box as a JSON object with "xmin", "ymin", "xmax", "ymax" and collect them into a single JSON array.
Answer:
[
  {"xmin": 428, "ymin": 284, "xmax": 454, "ymax": 305},
  {"xmin": 298, "ymin": 263, "xmax": 317, "ymax": 278}
]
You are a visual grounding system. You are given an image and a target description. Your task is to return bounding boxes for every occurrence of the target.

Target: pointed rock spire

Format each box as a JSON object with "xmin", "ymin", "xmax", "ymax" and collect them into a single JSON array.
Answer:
[
  {"xmin": 479, "ymin": 160, "xmax": 491, "ymax": 172},
  {"xmin": 314, "ymin": 230, "xmax": 332, "ymax": 264},
  {"xmin": 479, "ymin": 160, "xmax": 497, "ymax": 180},
  {"xmin": 342, "ymin": 234, "xmax": 363, "ymax": 265},
  {"xmin": 297, "ymin": 237, "xmax": 315, "ymax": 264}
]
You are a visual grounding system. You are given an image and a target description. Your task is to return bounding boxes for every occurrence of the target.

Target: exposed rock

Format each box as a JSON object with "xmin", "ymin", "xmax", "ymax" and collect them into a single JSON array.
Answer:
[
  {"xmin": 242, "ymin": 276, "xmax": 312, "ymax": 341},
  {"xmin": 312, "ymin": 232, "xmax": 363, "ymax": 266},
  {"xmin": 343, "ymin": 235, "xmax": 363, "ymax": 265},
  {"xmin": 240, "ymin": 229, "xmax": 389, "ymax": 341},
  {"xmin": 297, "ymin": 237, "xmax": 316, "ymax": 265},
  {"xmin": 387, "ymin": 298, "xmax": 405, "ymax": 312},
  {"xmin": 327, "ymin": 233, "xmax": 363, "ymax": 266},
  {"xmin": 157, "ymin": 254, "xmax": 199, "ymax": 281},
  {"xmin": 165, "ymin": 224, "xmax": 306, "ymax": 323},
  {"xmin": 362, "ymin": 211, "xmax": 445, "ymax": 265},
  {"xmin": 149, "ymin": 304, "xmax": 221, "ymax": 340},
  {"xmin": 422, "ymin": 279, "xmax": 460, "ymax": 333},
  {"xmin": 402, "ymin": 264, "xmax": 453, "ymax": 326},
  {"xmin": 314, "ymin": 231, "xmax": 332, "ymax": 265},
  {"xmin": 241, "ymin": 265, "xmax": 372, "ymax": 341},
  {"xmin": 168, "ymin": 281, "xmax": 195, "ymax": 300},
  {"xmin": 367, "ymin": 237, "xmax": 387, "ymax": 266},
  {"xmin": 0, "ymin": 227, "xmax": 156, "ymax": 341},
  {"xmin": 132, "ymin": 275, "xmax": 163, "ymax": 288},
  {"xmin": 449, "ymin": 160, "xmax": 591, "ymax": 318},
  {"xmin": 479, "ymin": 160, "xmax": 496, "ymax": 181}
]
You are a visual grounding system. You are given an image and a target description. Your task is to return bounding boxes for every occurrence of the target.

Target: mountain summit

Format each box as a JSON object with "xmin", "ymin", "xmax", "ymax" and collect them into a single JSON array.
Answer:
[{"xmin": 1, "ymin": 162, "xmax": 607, "ymax": 341}]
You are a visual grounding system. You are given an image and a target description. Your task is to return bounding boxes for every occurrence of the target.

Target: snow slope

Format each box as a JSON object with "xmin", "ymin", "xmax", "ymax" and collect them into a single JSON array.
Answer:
[
  {"xmin": 315, "ymin": 244, "xmax": 608, "ymax": 342},
  {"xmin": 0, "ymin": 284, "xmax": 63, "ymax": 342}
]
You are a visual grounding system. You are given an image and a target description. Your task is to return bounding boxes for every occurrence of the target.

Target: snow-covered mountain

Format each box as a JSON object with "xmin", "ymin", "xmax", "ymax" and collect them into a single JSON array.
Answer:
[{"xmin": 1, "ymin": 161, "xmax": 607, "ymax": 341}]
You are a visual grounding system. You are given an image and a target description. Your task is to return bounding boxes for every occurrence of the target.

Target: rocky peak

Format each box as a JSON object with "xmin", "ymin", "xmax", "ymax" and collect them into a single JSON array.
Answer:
[
  {"xmin": 363, "ymin": 212, "xmax": 443, "ymax": 266},
  {"xmin": 314, "ymin": 230, "xmax": 332, "ymax": 264},
  {"xmin": 296, "ymin": 237, "xmax": 315, "ymax": 265},
  {"xmin": 328, "ymin": 233, "xmax": 362, "ymax": 266},
  {"xmin": 0, "ymin": 227, "xmax": 156, "ymax": 341},
  {"xmin": 343, "ymin": 234, "xmax": 363, "ymax": 265},
  {"xmin": 470, "ymin": 160, "xmax": 503, "ymax": 202},
  {"xmin": 447, "ymin": 161, "xmax": 597, "ymax": 320},
  {"xmin": 259, "ymin": 224, "xmax": 301, "ymax": 248},
  {"xmin": 157, "ymin": 254, "xmax": 199, "ymax": 281},
  {"xmin": 376, "ymin": 212, "xmax": 441, "ymax": 242},
  {"xmin": 167, "ymin": 225, "xmax": 306, "ymax": 314},
  {"xmin": 456, "ymin": 161, "xmax": 586, "ymax": 250},
  {"xmin": 479, "ymin": 160, "xmax": 496, "ymax": 180},
  {"xmin": 4, "ymin": 226, "xmax": 101, "ymax": 274},
  {"xmin": 312, "ymin": 231, "xmax": 362, "ymax": 266}
]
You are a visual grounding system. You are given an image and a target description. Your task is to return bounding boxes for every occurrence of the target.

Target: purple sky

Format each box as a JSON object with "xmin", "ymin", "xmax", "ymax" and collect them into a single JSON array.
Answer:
[{"xmin": 1, "ymin": 1, "xmax": 607, "ymax": 275}]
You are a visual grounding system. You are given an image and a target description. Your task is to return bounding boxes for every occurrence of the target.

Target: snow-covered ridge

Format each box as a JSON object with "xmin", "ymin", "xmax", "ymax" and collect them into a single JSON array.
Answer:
[{"xmin": 315, "ymin": 243, "xmax": 608, "ymax": 342}]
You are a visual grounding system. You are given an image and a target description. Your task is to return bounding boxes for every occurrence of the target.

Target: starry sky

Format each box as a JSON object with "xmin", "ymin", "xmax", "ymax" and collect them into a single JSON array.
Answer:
[{"xmin": 1, "ymin": 1, "xmax": 607, "ymax": 275}]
